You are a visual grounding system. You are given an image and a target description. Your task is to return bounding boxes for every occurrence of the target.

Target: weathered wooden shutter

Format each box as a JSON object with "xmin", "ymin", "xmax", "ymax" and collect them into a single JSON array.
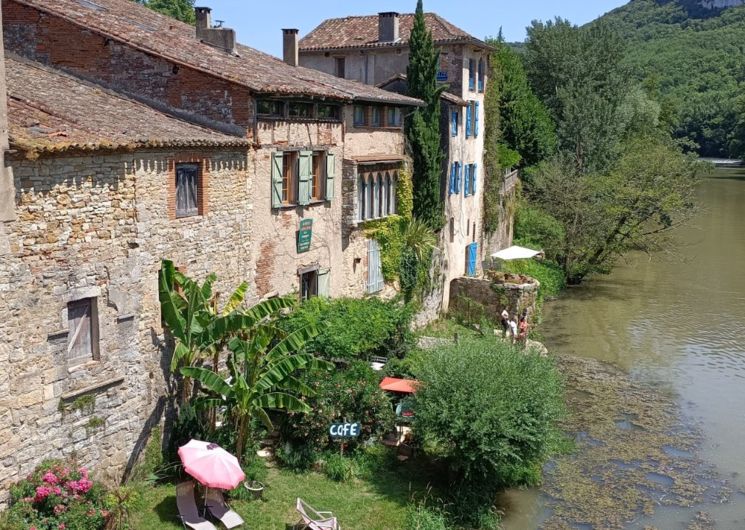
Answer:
[
  {"xmin": 449, "ymin": 163, "xmax": 456, "ymax": 195},
  {"xmin": 367, "ymin": 239, "xmax": 384, "ymax": 293},
  {"xmin": 67, "ymin": 299, "xmax": 92, "ymax": 363},
  {"xmin": 474, "ymin": 101, "xmax": 480, "ymax": 137},
  {"xmin": 466, "ymin": 104, "xmax": 472, "ymax": 138},
  {"xmin": 271, "ymin": 152, "xmax": 283, "ymax": 208},
  {"xmin": 466, "ymin": 243, "xmax": 478, "ymax": 277},
  {"xmin": 325, "ymin": 152, "xmax": 335, "ymax": 201},
  {"xmin": 298, "ymin": 150, "xmax": 313, "ymax": 206},
  {"xmin": 318, "ymin": 268, "xmax": 330, "ymax": 298},
  {"xmin": 472, "ymin": 163, "xmax": 478, "ymax": 194},
  {"xmin": 451, "ymin": 110, "xmax": 458, "ymax": 137}
]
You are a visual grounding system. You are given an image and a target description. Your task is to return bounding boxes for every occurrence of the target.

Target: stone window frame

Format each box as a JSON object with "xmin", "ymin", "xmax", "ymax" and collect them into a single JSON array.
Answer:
[
  {"xmin": 49, "ymin": 286, "xmax": 103, "ymax": 371},
  {"xmin": 357, "ymin": 168, "xmax": 398, "ymax": 222},
  {"xmin": 167, "ymin": 154, "xmax": 210, "ymax": 220}
]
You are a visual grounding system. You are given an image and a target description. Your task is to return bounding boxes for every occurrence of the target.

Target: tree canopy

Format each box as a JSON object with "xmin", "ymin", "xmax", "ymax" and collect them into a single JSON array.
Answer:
[{"xmin": 135, "ymin": 0, "xmax": 196, "ymax": 24}]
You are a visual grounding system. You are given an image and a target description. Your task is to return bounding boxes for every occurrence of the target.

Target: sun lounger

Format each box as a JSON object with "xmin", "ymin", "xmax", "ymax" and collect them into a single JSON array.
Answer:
[
  {"xmin": 176, "ymin": 481, "xmax": 218, "ymax": 530},
  {"xmin": 296, "ymin": 497, "xmax": 340, "ymax": 530},
  {"xmin": 205, "ymin": 489, "xmax": 244, "ymax": 529}
]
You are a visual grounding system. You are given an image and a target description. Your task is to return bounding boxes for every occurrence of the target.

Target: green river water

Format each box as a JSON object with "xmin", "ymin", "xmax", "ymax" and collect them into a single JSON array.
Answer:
[{"xmin": 501, "ymin": 168, "xmax": 745, "ymax": 529}]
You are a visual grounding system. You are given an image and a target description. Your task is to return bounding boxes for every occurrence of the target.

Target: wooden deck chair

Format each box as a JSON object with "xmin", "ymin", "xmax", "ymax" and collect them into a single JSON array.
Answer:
[
  {"xmin": 205, "ymin": 489, "xmax": 244, "ymax": 529},
  {"xmin": 296, "ymin": 497, "xmax": 340, "ymax": 530},
  {"xmin": 176, "ymin": 481, "xmax": 218, "ymax": 530}
]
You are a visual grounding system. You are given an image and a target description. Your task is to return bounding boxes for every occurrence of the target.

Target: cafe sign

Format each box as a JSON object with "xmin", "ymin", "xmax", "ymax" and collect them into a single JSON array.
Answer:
[
  {"xmin": 329, "ymin": 422, "xmax": 361, "ymax": 440},
  {"xmin": 297, "ymin": 219, "xmax": 313, "ymax": 253}
]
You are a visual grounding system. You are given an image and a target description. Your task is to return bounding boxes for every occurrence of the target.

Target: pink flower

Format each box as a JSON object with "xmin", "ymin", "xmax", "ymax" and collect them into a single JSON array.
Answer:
[
  {"xmin": 78, "ymin": 467, "xmax": 88, "ymax": 479},
  {"xmin": 34, "ymin": 486, "xmax": 52, "ymax": 502},
  {"xmin": 58, "ymin": 524, "xmax": 66, "ymax": 530},
  {"xmin": 53, "ymin": 504, "xmax": 67, "ymax": 515},
  {"xmin": 42, "ymin": 472, "xmax": 59, "ymax": 485}
]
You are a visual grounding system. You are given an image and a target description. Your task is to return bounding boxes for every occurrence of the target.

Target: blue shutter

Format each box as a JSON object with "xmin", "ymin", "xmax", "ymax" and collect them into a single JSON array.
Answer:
[
  {"xmin": 474, "ymin": 102, "xmax": 480, "ymax": 138},
  {"xmin": 466, "ymin": 243, "xmax": 478, "ymax": 277},
  {"xmin": 451, "ymin": 110, "xmax": 458, "ymax": 137},
  {"xmin": 464, "ymin": 164, "xmax": 470, "ymax": 196},
  {"xmin": 472, "ymin": 163, "xmax": 478, "ymax": 194},
  {"xmin": 456, "ymin": 162, "xmax": 462, "ymax": 194},
  {"xmin": 466, "ymin": 104, "xmax": 472, "ymax": 138},
  {"xmin": 449, "ymin": 163, "xmax": 455, "ymax": 195},
  {"xmin": 469, "ymin": 59, "xmax": 475, "ymax": 91}
]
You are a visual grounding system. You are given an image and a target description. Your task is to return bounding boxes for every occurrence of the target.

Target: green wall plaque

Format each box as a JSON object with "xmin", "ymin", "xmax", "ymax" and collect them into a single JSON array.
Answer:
[{"xmin": 297, "ymin": 219, "xmax": 313, "ymax": 253}]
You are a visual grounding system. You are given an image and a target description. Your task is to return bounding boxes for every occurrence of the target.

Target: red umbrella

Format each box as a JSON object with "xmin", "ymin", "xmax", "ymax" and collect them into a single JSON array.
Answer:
[
  {"xmin": 178, "ymin": 440, "xmax": 245, "ymax": 490},
  {"xmin": 379, "ymin": 377, "xmax": 418, "ymax": 394}
]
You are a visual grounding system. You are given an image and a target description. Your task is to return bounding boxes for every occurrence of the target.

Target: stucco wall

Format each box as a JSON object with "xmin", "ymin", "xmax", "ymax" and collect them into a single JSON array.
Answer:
[{"xmin": 0, "ymin": 149, "xmax": 249, "ymax": 505}]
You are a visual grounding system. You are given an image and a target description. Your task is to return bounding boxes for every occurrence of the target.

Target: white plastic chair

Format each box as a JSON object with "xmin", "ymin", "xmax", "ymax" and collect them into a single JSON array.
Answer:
[{"xmin": 296, "ymin": 497, "xmax": 340, "ymax": 530}]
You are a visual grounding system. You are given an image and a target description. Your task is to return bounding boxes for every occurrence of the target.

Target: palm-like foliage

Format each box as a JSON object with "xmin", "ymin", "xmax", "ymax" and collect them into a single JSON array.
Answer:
[
  {"xmin": 182, "ymin": 323, "xmax": 332, "ymax": 463},
  {"xmin": 158, "ymin": 259, "xmax": 296, "ymax": 402}
]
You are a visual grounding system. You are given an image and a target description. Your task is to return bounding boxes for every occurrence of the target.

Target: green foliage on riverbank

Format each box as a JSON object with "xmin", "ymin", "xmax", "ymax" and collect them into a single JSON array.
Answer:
[{"xmin": 503, "ymin": 259, "xmax": 566, "ymax": 299}]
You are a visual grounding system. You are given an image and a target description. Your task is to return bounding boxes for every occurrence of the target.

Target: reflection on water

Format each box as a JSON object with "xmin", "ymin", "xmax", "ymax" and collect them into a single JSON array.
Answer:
[{"xmin": 502, "ymin": 169, "xmax": 745, "ymax": 529}]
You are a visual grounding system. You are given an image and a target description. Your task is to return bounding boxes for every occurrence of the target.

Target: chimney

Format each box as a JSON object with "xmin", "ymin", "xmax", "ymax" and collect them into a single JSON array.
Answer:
[
  {"xmin": 194, "ymin": 6, "xmax": 236, "ymax": 54},
  {"xmin": 282, "ymin": 29, "xmax": 299, "ymax": 67},
  {"xmin": 378, "ymin": 12, "xmax": 400, "ymax": 43}
]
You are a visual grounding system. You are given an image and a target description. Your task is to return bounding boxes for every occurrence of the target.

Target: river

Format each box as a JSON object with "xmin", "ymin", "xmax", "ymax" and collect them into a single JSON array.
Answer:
[{"xmin": 501, "ymin": 167, "xmax": 745, "ymax": 529}]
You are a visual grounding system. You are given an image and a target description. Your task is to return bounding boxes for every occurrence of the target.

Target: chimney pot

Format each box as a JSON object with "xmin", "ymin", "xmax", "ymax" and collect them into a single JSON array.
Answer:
[
  {"xmin": 194, "ymin": 6, "xmax": 236, "ymax": 54},
  {"xmin": 283, "ymin": 28, "xmax": 299, "ymax": 67},
  {"xmin": 195, "ymin": 7, "xmax": 212, "ymax": 31},
  {"xmin": 378, "ymin": 12, "xmax": 400, "ymax": 43}
]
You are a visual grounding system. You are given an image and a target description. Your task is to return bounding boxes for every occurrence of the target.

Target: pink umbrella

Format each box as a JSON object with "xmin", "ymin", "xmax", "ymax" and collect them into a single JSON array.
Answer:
[{"xmin": 178, "ymin": 440, "xmax": 245, "ymax": 490}]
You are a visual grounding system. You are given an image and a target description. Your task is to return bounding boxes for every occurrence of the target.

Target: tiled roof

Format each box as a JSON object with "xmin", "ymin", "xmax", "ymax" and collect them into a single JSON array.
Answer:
[
  {"xmin": 300, "ymin": 13, "xmax": 491, "ymax": 52},
  {"xmin": 12, "ymin": 0, "xmax": 422, "ymax": 106},
  {"xmin": 6, "ymin": 56, "xmax": 249, "ymax": 156},
  {"xmin": 376, "ymin": 74, "xmax": 467, "ymax": 107}
]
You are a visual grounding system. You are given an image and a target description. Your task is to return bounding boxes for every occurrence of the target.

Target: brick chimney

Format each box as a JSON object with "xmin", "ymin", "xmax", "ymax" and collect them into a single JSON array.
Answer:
[
  {"xmin": 282, "ymin": 29, "xmax": 299, "ymax": 67},
  {"xmin": 378, "ymin": 12, "xmax": 400, "ymax": 43},
  {"xmin": 194, "ymin": 6, "xmax": 236, "ymax": 54}
]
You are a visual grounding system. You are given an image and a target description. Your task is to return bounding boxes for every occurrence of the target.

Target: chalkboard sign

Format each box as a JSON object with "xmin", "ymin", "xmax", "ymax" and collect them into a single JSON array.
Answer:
[
  {"xmin": 329, "ymin": 422, "xmax": 360, "ymax": 439},
  {"xmin": 297, "ymin": 219, "xmax": 313, "ymax": 253}
]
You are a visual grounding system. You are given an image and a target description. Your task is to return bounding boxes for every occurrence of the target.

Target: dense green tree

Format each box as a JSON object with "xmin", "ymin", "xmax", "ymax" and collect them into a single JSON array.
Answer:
[
  {"xmin": 730, "ymin": 94, "xmax": 745, "ymax": 159},
  {"xmin": 135, "ymin": 0, "xmax": 196, "ymax": 24},
  {"xmin": 406, "ymin": 0, "xmax": 446, "ymax": 229}
]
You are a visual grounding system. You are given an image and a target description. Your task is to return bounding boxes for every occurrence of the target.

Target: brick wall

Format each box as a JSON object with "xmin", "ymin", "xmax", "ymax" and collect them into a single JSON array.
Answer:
[{"xmin": 2, "ymin": 0, "xmax": 251, "ymax": 131}]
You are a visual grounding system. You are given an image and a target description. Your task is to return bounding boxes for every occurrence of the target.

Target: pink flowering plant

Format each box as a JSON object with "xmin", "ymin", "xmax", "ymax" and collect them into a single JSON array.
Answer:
[{"xmin": 6, "ymin": 459, "xmax": 109, "ymax": 530}]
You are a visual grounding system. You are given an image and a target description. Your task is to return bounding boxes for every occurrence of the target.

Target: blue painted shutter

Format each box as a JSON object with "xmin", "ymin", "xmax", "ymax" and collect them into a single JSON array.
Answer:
[
  {"xmin": 467, "ymin": 243, "xmax": 478, "ymax": 277},
  {"xmin": 472, "ymin": 163, "xmax": 478, "ymax": 194},
  {"xmin": 469, "ymin": 59, "xmax": 475, "ymax": 91},
  {"xmin": 271, "ymin": 152, "xmax": 283, "ymax": 208},
  {"xmin": 325, "ymin": 152, "xmax": 335, "ymax": 201},
  {"xmin": 298, "ymin": 150, "xmax": 312, "ymax": 206},
  {"xmin": 367, "ymin": 240, "xmax": 384, "ymax": 293},
  {"xmin": 474, "ymin": 102, "xmax": 480, "ymax": 137},
  {"xmin": 449, "ymin": 163, "xmax": 455, "ymax": 195},
  {"xmin": 464, "ymin": 165, "xmax": 470, "ymax": 196},
  {"xmin": 456, "ymin": 162, "xmax": 462, "ymax": 194},
  {"xmin": 451, "ymin": 110, "xmax": 458, "ymax": 137},
  {"xmin": 465, "ymin": 104, "xmax": 472, "ymax": 138}
]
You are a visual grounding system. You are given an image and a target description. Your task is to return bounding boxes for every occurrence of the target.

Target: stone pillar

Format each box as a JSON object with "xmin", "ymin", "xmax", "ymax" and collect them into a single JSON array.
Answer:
[{"xmin": 0, "ymin": 3, "xmax": 15, "ymax": 223}]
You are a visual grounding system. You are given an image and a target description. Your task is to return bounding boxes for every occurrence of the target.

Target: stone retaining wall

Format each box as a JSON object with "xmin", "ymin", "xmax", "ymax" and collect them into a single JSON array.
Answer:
[{"xmin": 448, "ymin": 276, "xmax": 539, "ymax": 325}]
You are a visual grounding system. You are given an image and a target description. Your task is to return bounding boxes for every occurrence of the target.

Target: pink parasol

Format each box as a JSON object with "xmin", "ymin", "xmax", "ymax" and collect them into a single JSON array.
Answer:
[{"xmin": 178, "ymin": 440, "xmax": 245, "ymax": 490}]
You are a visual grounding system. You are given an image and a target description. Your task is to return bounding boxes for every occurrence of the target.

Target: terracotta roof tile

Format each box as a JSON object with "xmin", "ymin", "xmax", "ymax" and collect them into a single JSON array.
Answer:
[
  {"xmin": 300, "ymin": 13, "xmax": 490, "ymax": 52},
  {"xmin": 6, "ymin": 56, "xmax": 249, "ymax": 156},
  {"xmin": 13, "ymin": 0, "xmax": 422, "ymax": 106}
]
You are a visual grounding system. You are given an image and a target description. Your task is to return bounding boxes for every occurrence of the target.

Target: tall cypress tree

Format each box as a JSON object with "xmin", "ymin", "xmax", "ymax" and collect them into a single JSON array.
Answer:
[{"xmin": 406, "ymin": 0, "xmax": 446, "ymax": 229}]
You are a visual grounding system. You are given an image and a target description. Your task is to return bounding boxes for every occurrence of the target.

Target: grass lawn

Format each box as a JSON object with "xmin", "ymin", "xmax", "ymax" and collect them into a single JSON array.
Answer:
[{"xmin": 131, "ymin": 456, "xmax": 441, "ymax": 530}]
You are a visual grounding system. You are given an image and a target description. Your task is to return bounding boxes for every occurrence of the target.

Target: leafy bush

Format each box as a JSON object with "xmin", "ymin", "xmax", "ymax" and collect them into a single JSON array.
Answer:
[
  {"xmin": 280, "ymin": 297, "xmax": 413, "ymax": 360},
  {"xmin": 413, "ymin": 338, "xmax": 565, "ymax": 489},
  {"xmin": 277, "ymin": 362, "xmax": 395, "ymax": 470},
  {"xmin": 4, "ymin": 460, "xmax": 109, "ymax": 530},
  {"xmin": 405, "ymin": 502, "xmax": 450, "ymax": 530},
  {"xmin": 322, "ymin": 453, "xmax": 355, "ymax": 482},
  {"xmin": 503, "ymin": 258, "xmax": 566, "ymax": 299},
  {"xmin": 513, "ymin": 203, "xmax": 565, "ymax": 261}
]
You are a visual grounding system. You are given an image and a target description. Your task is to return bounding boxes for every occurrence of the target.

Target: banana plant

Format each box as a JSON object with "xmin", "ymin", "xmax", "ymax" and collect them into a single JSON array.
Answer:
[
  {"xmin": 158, "ymin": 259, "xmax": 297, "ymax": 403},
  {"xmin": 182, "ymin": 322, "xmax": 332, "ymax": 463}
]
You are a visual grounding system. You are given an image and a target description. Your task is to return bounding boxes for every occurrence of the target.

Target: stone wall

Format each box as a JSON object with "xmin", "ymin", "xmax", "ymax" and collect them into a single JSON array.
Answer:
[
  {"xmin": 0, "ymin": 149, "xmax": 250, "ymax": 505},
  {"xmin": 448, "ymin": 276, "xmax": 539, "ymax": 326}
]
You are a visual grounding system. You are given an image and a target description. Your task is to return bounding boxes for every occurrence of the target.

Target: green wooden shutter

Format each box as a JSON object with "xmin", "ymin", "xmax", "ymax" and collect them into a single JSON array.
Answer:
[
  {"xmin": 271, "ymin": 152, "xmax": 283, "ymax": 208},
  {"xmin": 325, "ymin": 152, "xmax": 335, "ymax": 201},
  {"xmin": 298, "ymin": 150, "xmax": 312, "ymax": 206},
  {"xmin": 318, "ymin": 268, "xmax": 330, "ymax": 298}
]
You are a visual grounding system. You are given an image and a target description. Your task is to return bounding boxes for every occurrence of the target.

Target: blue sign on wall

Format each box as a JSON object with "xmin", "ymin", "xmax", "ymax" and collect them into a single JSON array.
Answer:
[
  {"xmin": 329, "ymin": 422, "xmax": 360, "ymax": 439},
  {"xmin": 436, "ymin": 71, "xmax": 448, "ymax": 82}
]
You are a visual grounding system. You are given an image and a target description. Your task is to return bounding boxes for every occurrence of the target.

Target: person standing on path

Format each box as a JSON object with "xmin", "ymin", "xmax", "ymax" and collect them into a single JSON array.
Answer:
[
  {"xmin": 500, "ymin": 309, "xmax": 510, "ymax": 338},
  {"xmin": 508, "ymin": 315, "xmax": 518, "ymax": 344},
  {"xmin": 518, "ymin": 315, "xmax": 529, "ymax": 348}
]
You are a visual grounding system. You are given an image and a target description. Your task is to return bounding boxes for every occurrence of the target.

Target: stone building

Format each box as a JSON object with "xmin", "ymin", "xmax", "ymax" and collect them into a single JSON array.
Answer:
[
  {"xmin": 0, "ymin": 0, "xmax": 420, "ymax": 502},
  {"xmin": 299, "ymin": 12, "xmax": 496, "ymax": 313}
]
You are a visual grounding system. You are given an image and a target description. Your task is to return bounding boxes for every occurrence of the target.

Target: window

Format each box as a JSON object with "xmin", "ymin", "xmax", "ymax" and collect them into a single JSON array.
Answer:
[
  {"xmin": 288, "ymin": 101, "xmax": 314, "ymax": 119},
  {"xmin": 387, "ymin": 107, "xmax": 402, "ymax": 127},
  {"xmin": 257, "ymin": 99, "xmax": 285, "ymax": 117},
  {"xmin": 378, "ymin": 173, "xmax": 386, "ymax": 217},
  {"xmin": 390, "ymin": 173, "xmax": 397, "ymax": 214},
  {"xmin": 371, "ymin": 107, "xmax": 382, "ymax": 127},
  {"xmin": 466, "ymin": 104, "xmax": 472, "ymax": 138},
  {"xmin": 368, "ymin": 240, "xmax": 384, "ymax": 294},
  {"xmin": 300, "ymin": 269, "xmax": 319, "ymax": 301},
  {"xmin": 464, "ymin": 164, "xmax": 471, "ymax": 196},
  {"xmin": 385, "ymin": 173, "xmax": 392, "ymax": 215},
  {"xmin": 449, "ymin": 162, "xmax": 461, "ymax": 195},
  {"xmin": 67, "ymin": 298, "xmax": 99, "ymax": 365},
  {"xmin": 311, "ymin": 152, "xmax": 325, "ymax": 201},
  {"xmin": 358, "ymin": 176, "xmax": 367, "ymax": 220},
  {"xmin": 335, "ymin": 57, "xmax": 346, "ymax": 78},
  {"xmin": 281, "ymin": 151, "xmax": 298, "ymax": 204},
  {"xmin": 468, "ymin": 58, "xmax": 476, "ymax": 91},
  {"xmin": 318, "ymin": 104, "xmax": 341, "ymax": 120},
  {"xmin": 478, "ymin": 58, "xmax": 485, "ymax": 92},
  {"xmin": 354, "ymin": 105, "xmax": 367, "ymax": 126},
  {"xmin": 358, "ymin": 171, "xmax": 397, "ymax": 220},
  {"xmin": 176, "ymin": 163, "xmax": 199, "ymax": 218},
  {"xmin": 451, "ymin": 109, "xmax": 459, "ymax": 137},
  {"xmin": 474, "ymin": 101, "xmax": 480, "ymax": 138}
]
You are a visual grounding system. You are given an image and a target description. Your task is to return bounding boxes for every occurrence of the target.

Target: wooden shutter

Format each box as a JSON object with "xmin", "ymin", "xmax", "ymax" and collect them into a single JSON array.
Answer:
[
  {"xmin": 466, "ymin": 243, "xmax": 478, "ymax": 277},
  {"xmin": 466, "ymin": 104, "xmax": 472, "ymax": 138},
  {"xmin": 67, "ymin": 298, "xmax": 98, "ymax": 363},
  {"xmin": 449, "ymin": 163, "xmax": 455, "ymax": 195},
  {"xmin": 325, "ymin": 152, "xmax": 335, "ymax": 201},
  {"xmin": 475, "ymin": 101, "xmax": 480, "ymax": 137},
  {"xmin": 367, "ymin": 239, "xmax": 384, "ymax": 293},
  {"xmin": 451, "ymin": 110, "xmax": 458, "ymax": 137},
  {"xmin": 456, "ymin": 162, "xmax": 462, "ymax": 193},
  {"xmin": 271, "ymin": 152, "xmax": 283, "ymax": 208},
  {"xmin": 318, "ymin": 268, "xmax": 330, "ymax": 298},
  {"xmin": 298, "ymin": 151, "xmax": 313, "ymax": 206},
  {"xmin": 472, "ymin": 163, "xmax": 478, "ymax": 194}
]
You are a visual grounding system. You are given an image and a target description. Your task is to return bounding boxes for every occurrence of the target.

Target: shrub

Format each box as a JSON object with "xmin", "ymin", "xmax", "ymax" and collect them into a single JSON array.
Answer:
[
  {"xmin": 503, "ymin": 258, "xmax": 566, "ymax": 299},
  {"xmin": 280, "ymin": 297, "xmax": 414, "ymax": 360},
  {"xmin": 413, "ymin": 337, "xmax": 565, "ymax": 489},
  {"xmin": 404, "ymin": 502, "xmax": 450, "ymax": 530},
  {"xmin": 278, "ymin": 362, "xmax": 395, "ymax": 470},
  {"xmin": 5, "ymin": 460, "xmax": 109, "ymax": 530},
  {"xmin": 322, "ymin": 453, "xmax": 355, "ymax": 482},
  {"xmin": 513, "ymin": 203, "xmax": 565, "ymax": 261}
]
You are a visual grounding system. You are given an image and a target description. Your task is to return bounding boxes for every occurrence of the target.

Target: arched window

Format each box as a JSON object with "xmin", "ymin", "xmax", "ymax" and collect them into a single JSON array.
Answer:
[
  {"xmin": 385, "ymin": 173, "xmax": 392, "ymax": 215},
  {"xmin": 390, "ymin": 172, "xmax": 398, "ymax": 214},
  {"xmin": 378, "ymin": 173, "xmax": 385, "ymax": 218},
  {"xmin": 358, "ymin": 175, "xmax": 366, "ymax": 221},
  {"xmin": 370, "ymin": 174, "xmax": 378, "ymax": 219}
]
